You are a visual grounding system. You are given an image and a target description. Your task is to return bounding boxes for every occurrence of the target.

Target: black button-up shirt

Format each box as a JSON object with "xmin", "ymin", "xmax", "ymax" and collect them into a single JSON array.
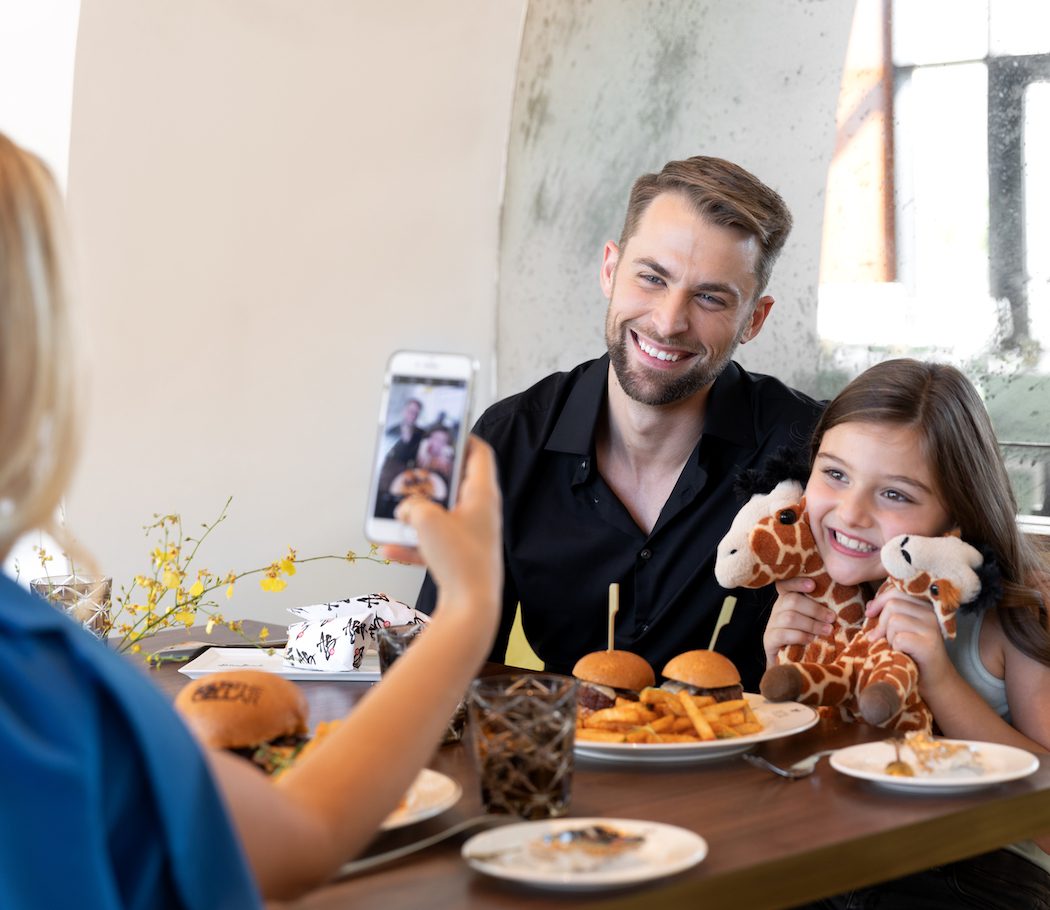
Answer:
[{"xmin": 417, "ymin": 355, "xmax": 822, "ymax": 692}]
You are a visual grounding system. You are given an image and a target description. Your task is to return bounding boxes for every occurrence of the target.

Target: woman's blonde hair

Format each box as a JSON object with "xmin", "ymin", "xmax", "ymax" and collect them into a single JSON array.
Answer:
[{"xmin": 0, "ymin": 132, "xmax": 82, "ymax": 561}]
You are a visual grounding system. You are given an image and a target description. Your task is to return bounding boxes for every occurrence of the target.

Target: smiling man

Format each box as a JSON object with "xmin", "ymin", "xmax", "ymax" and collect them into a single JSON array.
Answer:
[{"xmin": 417, "ymin": 156, "xmax": 823, "ymax": 690}]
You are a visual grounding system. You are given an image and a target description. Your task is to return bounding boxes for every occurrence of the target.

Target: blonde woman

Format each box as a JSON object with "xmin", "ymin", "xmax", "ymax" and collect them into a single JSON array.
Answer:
[{"xmin": 0, "ymin": 131, "xmax": 502, "ymax": 907}]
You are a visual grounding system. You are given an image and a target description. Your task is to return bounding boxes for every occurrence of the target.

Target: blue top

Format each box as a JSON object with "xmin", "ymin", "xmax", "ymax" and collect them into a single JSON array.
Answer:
[{"xmin": 0, "ymin": 574, "xmax": 261, "ymax": 909}]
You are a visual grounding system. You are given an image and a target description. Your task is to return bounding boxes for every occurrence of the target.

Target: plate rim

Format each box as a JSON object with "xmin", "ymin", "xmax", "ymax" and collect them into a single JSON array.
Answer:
[
  {"xmin": 573, "ymin": 694, "xmax": 819, "ymax": 762},
  {"xmin": 381, "ymin": 768, "xmax": 462, "ymax": 830},
  {"xmin": 829, "ymin": 738, "xmax": 1040, "ymax": 790},
  {"xmin": 461, "ymin": 816, "xmax": 708, "ymax": 889}
]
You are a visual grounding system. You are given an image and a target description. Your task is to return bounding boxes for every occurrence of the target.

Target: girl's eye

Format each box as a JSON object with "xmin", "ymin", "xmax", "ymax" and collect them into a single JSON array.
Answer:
[
  {"xmin": 822, "ymin": 468, "xmax": 846, "ymax": 483},
  {"xmin": 882, "ymin": 489, "xmax": 914, "ymax": 504}
]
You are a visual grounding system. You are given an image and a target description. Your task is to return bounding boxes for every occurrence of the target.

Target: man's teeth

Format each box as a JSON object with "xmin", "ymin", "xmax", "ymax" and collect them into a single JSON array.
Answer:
[
  {"xmin": 637, "ymin": 338, "xmax": 682, "ymax": 362},
  {"xmin": 833, "ymin": 530, "xmax": 876, "ymax": 553}
]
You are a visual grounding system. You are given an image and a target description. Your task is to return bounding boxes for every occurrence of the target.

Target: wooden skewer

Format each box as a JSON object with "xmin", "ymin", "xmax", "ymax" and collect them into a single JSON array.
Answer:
[
  {"xmin": 608, "ymin": 583, "xmax": 619, "ymax": 651},
  {"xmin": 708, "ymin": 596, "xmax": 737, "ymax": 651}
]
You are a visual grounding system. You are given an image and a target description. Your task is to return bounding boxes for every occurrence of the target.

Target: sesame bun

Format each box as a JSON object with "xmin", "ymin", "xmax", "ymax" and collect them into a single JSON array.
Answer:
[
  {"xmin": 174, "ymin": 669, "xmax": 309, "ymax": 750},
  {"xmin": 662, "ymin": 650, "xmax": 740, "ymax": 690},
  {"xmin": 572, "ymin": 650, "xmax": 656, "ymax": 692}
]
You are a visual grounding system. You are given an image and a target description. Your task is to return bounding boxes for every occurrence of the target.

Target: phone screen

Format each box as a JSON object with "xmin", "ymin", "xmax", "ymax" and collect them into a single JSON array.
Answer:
[{"xmin": 368, "ymin": 370, "xmax": 472, "ymax": 531}]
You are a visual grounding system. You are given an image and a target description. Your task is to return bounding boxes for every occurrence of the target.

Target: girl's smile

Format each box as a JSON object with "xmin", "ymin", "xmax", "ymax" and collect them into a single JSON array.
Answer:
[{"xmin": 805, "ymin": 421, "xmax": 954, "ymax": 586}]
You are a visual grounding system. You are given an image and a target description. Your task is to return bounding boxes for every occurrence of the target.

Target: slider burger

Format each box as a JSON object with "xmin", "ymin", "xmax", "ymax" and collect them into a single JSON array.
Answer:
[
  {"xmin": 661, "ymin": 650, "xmax": 744, "ymax": 703},
  {"xmin": 572, "ymin": 650, "xmax": 656, "ymax": 720},
  {"xmin": 175, "ymin": 669, "xmax": 310, "ymax": 774}
]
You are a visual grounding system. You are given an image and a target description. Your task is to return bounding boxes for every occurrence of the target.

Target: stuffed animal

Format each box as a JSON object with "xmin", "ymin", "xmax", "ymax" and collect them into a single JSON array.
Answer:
[{"xmin": 714, "ymin": 479, "xmax": 987, "ymax": 732}]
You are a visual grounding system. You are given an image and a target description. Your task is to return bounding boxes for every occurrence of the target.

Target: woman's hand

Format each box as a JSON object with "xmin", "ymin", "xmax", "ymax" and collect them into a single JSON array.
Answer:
[
  {"xmin": 865, "ymin": 589, "xmax": 953, "ymax": 686},
  {"xmin": 763, "ymin": 578, "xmax": 835, "ymax": 667},
  {"xmin": 383, "ymin": 437, "xmax": 502, "ymax": 614}
]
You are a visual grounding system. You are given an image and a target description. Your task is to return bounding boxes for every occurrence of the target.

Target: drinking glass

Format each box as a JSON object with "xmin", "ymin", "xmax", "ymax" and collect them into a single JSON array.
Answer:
[
  {"xmin": 31, "ymin": 574, "xmax": 113, "ymax": 639},
  {"xmin": 375, "ymin": 622, "xmax": 467, "ymax": 743},
  {"xmin": 467, "ymin": 673, "xmax": 577, "ymax": 819}
]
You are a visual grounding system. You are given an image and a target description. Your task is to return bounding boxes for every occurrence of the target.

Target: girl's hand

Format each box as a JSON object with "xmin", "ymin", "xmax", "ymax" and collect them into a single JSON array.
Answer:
[
  {"xmin": 763, "ymin": 578, "xmax": 836, "ymax": 667},
  {"xmin": 865, "ymin": 589, "xmax": 953, "ymax": 685},
  {"xmin": 383, "ymin": 437, "xmax": 503, "ymax": 614}
]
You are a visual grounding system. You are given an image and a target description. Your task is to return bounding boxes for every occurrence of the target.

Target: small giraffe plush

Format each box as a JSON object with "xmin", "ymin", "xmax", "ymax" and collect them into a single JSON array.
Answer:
[{"xmin": 714, "ymin": 479, "xmax": 985, "ymax": 732}]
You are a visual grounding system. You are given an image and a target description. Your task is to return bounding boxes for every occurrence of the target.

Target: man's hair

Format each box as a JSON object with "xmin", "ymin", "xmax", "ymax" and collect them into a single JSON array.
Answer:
[
  {"xmin": 618, "ymin": 156, "xmax": 793, "ymax": 297},
  {"xmin": 812, "ymin": 358, "xmax": 1050, "ymax": 665},
  {"xmin": 0, "ymin": 132, "xmax": 83, "ymax": 561}
]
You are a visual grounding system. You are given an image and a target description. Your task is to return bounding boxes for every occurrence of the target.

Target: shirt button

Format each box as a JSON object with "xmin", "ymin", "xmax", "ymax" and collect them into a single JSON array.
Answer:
[{"xmin": 639, "ymin": 548, "xmax": 652, "ymax": 560}]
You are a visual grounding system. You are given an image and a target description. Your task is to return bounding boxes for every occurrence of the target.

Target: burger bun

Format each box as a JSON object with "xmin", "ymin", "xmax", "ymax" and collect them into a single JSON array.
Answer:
[
  {"xmin": 572, "ymin": 650, "xmax": 655, "ymax": 692},
  {"xmin": 175, "ymin": 669, "xmax": 309, "ymax": 750}
]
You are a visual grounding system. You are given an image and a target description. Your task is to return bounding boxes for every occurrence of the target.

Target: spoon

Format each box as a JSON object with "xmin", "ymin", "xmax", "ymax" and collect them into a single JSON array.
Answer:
[{"xmin": 884, "ymin": 739, "xmax": 915, "ymax": 777}]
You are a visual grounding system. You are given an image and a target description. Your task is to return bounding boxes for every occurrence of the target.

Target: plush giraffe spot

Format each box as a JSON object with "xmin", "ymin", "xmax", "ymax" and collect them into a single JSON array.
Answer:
[
  {"xmin": 824, "ymin": 681, "xmax": 849, "ymax": 704},
  {"xmin": 840, "ymin": 602, "xmax": 865, "ymax": 625},
  {"xmin": 905, "ymin": 574, "xmax": 931, "ymax": 596}
]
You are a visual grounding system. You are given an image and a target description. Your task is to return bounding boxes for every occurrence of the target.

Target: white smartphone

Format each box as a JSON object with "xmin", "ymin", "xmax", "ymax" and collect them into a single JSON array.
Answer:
[{"xmin": 364, "ymin": 350, "xmax": 477, "ymax": 546}]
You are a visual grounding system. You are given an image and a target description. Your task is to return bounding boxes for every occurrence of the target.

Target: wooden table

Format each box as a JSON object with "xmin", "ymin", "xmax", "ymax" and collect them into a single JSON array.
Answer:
[{"xmin": 145, "ymin": 651, "xmax": 1050, "ymax": 910}]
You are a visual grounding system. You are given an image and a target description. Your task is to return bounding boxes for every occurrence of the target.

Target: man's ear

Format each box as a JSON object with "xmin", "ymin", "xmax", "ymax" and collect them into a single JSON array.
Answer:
[
  {"xmin": 599, "ymin": 241, "xmax": 620, "ymax": 300},
  {"xmin": 740, "ymin": 295, "xmax": 774, "ymax": 344}
]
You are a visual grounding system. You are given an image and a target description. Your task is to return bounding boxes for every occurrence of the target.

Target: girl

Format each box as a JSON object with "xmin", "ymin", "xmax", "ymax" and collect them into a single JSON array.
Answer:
[
  {"xmin": 0, "ymin": 131, "xmax": 503, "ymax": 906},
  {"xmin": 767, "ymin": 358, "xmax": 1050, "ymax": 909}
]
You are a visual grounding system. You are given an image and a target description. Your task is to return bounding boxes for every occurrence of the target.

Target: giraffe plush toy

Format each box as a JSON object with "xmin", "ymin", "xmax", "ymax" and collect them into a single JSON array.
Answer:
[{"xmin": 714, "ymin": 479, "xmax": 986, "ymax": 732}]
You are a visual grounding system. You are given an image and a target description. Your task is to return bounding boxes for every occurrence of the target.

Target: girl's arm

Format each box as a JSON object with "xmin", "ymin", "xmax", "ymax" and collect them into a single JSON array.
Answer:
[
  {"xmin": 206, "ymin": 439, "xmax": 502, "ymax": 900},
  {"xmin": 762, "ymin": 578, "xmax": 835, "ymax": 667}
]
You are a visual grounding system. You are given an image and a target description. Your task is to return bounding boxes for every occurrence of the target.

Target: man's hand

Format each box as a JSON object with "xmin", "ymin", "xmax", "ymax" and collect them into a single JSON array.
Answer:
[{"xmin": 763, "ymin": 577, "xmax": 835, "ymax": 667}]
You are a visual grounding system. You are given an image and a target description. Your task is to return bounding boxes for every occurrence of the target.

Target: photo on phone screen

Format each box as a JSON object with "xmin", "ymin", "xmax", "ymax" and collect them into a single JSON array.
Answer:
[{"xmin": 366, "ymin": 352, "xmax": 475, "ymax": 545}]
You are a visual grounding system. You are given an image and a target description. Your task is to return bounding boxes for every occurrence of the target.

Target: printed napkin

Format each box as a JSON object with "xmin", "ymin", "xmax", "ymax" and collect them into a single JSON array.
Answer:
[{"xmin": 283, "ymin": 592, "xmax": 429, "ymax": 671}]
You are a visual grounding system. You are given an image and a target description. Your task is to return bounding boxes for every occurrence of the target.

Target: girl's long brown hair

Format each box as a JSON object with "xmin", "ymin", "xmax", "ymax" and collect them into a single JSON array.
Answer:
[{"xmin": 813, "ymin": 358, "xmax": 1050, "ymax": 665}]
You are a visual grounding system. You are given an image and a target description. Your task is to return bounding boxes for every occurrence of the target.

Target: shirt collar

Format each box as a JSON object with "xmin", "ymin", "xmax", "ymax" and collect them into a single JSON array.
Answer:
[
  {"xmin": 545, "ymin": 355, "xmax": 609, "ymax": 456},
  {"xmin": 545, "ymin": 354, "xmax": 756, "ymax": 455}
]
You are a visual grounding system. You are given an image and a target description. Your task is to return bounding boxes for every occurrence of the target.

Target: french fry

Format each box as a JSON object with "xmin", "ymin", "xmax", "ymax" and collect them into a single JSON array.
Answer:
[
  {"xmin": 690, "ymin": 694, "xmax": 717, "ymax": 709},
  {"xmin": 587, "ymin": 704, "xmax": 658, "ymax": 726},
  {"xmin": 625, "ymin": 727, "xmax": 656, "ymax": 743},
  {"xmin": 640, "ymin": 687, "xmax": 686, "ymax": 715},
  {"xmin": 654, "ymin": 733, "xmax": 705, "ymax": 743},
  {"xmin": 734, "ymin": 722, "xmax": 764, "ymax": 736},
  {"xmin": 576, "ymin": 728, "xmax": 627, "ymax": 743},
  {"xmin": 677, "ymin": 691, "xmax": 716, "ymax": 741},
  {"xmin": 717, "ymin": 710, "xmax": 746, "ymax": 727},
  {"xmin": 672, "ymin": 716, "xmax": 697, "ymax": 733},
  {"xmin": 648, "ymin": 714, "xmax": 676, "ymax": 734},
  {"xmin": 703, "ymin": 698, "xmax": 748, "ymax": 716}
]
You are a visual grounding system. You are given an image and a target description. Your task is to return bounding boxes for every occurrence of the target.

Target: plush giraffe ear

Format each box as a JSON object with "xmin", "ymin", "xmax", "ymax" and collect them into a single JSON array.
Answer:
[{"xmin": 964, "ymin": 543, "xmax": 1003, "ymax": 614}]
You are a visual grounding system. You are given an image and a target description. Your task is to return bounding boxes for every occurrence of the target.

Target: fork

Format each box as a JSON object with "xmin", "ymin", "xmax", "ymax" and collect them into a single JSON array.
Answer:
[
  {"xmin": 742, "ymin": 749, "xmax": 839, "ymax": 779},
  {"xmin": 337, "ymin": 815, "xmax": 514, "ymax": 878}
]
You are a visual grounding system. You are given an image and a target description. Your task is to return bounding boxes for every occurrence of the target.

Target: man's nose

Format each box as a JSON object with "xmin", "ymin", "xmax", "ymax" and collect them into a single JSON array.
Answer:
[{"xmin": 650, "ymin": 289, "xmax": 691, "ymax": 338}]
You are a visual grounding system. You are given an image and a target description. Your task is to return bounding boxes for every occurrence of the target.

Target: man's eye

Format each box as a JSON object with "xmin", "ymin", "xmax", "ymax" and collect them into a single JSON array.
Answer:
[
  {"xmin": 697, "ymin": 294, "xmax": 726, "ymax": 308},
  {"xmin": 640, "ymin": 273, "xmax": 664, "ymax": 286}
]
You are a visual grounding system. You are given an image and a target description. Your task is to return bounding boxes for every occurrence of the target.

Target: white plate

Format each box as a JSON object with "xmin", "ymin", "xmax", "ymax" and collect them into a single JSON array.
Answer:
[
  {"xmin": 831, "ymin": 739, "xmax": 1040, "ymax": 793},
  {"xmin": 179, "ymin": 647, "xmax": 381, "ymax": 681},
  {"xmin": 462, "ymin": 818, "xmax": 707, "ymax": 890},
  {"xmin": 573, "ymin": 694, "xmax": 819, "ymax": 764},
  {"xmin": 382, "ymin": 769, "xmax": 462, "ymax": 830}
]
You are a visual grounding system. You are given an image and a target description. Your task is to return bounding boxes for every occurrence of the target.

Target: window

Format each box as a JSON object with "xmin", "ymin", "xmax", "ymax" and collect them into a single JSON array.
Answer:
[{"xmin": 818, "ymin": 0, "xmax": 1050, "ymax": 529}]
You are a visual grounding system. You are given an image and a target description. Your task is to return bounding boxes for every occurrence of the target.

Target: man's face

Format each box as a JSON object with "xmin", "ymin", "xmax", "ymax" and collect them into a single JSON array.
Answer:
[
  {"xmin": 402, "ymin": 400, "xmax": 421, "ymax": 424},
  {"xmin": 602, "ymin": 192, "xmax": 774, "ymax": 407}
]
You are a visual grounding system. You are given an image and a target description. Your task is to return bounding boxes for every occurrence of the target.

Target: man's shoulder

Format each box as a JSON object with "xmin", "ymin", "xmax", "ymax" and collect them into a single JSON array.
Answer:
[
  {"xmin": 475, "ymin": 358, "xmax": 602, "ymax": 437},
  {"xmin": 734, "ymin": 364, "xmax": 824, "ymax": 418}
]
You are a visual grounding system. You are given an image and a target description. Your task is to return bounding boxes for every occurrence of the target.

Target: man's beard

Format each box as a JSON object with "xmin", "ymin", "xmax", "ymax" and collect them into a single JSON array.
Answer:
[{"xmin": 606, "ymin": 322, "xmax": 747, "ymax": 407}]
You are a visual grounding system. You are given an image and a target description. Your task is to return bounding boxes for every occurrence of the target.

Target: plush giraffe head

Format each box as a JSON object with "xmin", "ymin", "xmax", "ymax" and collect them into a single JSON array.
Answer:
[
  {"xmin": 879, "ymin": 533, "xmax": 983, "ymax": 639},
  {"xmin": 715, "ymin": 479, "xmax": 825, "ymax": 589}
]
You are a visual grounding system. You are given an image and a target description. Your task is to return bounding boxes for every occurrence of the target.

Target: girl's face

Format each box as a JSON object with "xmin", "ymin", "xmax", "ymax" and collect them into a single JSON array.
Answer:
[{"xmin": 805, "ymin": 421, "xmax": 954, "ymax": 586}]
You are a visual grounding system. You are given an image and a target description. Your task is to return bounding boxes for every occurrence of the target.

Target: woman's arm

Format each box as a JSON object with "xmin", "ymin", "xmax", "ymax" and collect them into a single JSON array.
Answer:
[{"xmin": 207, "ymin": 439, "xmax": 502, "ymax": 899}]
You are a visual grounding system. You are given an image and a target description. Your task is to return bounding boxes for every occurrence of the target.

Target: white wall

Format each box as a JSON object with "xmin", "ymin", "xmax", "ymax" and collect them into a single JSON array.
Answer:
[
  {"xmin": 64, "ymin": 0, "xmax": 525, "ymax": 624},
  {"xmin": 498, "ymin": 0, "xmax": 855, "ymax": 395},
  {"xmin": 62, "ymin": 0, "xmax": 853, "ymax": 630}
]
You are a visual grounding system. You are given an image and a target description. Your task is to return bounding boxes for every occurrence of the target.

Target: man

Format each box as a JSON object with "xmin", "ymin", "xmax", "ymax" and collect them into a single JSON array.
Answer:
[{"xmin": 418, "ymin": 156, "xmax": 822, "ymax": 690}]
